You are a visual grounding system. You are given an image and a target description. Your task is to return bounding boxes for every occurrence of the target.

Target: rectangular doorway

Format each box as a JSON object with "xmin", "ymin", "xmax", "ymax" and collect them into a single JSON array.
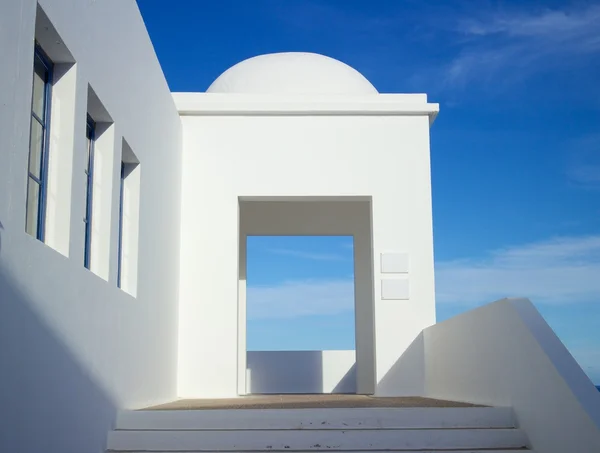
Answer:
[{"xmin": 245, "ymin": 236, "xmax": 356, "ymax": 394}]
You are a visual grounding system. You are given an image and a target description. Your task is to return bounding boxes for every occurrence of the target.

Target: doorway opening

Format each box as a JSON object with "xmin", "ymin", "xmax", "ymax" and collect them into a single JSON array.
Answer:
[
  {"xmin": 246, "ymin": 236, "xmax": 356, "ymax": 394},
  {"xmin": 237, "ymin": 197, "xmax": 376, "ymax": 396}
]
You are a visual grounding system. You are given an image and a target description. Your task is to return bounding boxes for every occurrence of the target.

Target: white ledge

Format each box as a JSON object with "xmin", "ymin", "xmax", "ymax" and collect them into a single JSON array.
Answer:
[{"xmin": 172, "ymin": 93, "xmax": 439, "ymax": 124}]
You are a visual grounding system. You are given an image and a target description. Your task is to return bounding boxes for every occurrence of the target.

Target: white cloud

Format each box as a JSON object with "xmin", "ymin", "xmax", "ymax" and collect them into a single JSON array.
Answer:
[
  {"xmin": 248, "ymin": 235, "xmax": 599, "ymax": 320},
  {"xmin": 268, "ymin": 248, "xmax": 347, "ymax": 262},
  {"xmin": 444, "ymin": 5, "xmax": 600, "ymax": 88},
  {"xmin": 459, "ymin": 7, "xmax": 600, "ymax": 41},
  {"xmin": 436, "ymin": 235, "xmax": 600, "ymax": 306},
  {"xmin": 247, "ymin": 279, "xmax": 354, "ymax": 320}
]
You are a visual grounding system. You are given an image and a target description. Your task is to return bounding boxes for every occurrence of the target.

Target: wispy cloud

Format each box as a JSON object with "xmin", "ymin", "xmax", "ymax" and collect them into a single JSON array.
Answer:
[
  {"xmin": 436, "ymin": 235, "xmax": 600, "ymax": 306},
  {"xmin": 569, "ymin": 165, "xmax": 600, "ymax": 188},
  {"xmin": 459, "ymin": 7, "xmax": 600, "ymax": 40},
  {"xmin": 247, "ymin": 279, "xmax": 354, "ymax": 320},
  {"xmin": 268, "ymin": 248, "xmax": 347, "ymax": 262},
  {"xmin": 442, "ymin": 5, "xmax": 600, "ymax": 89},
  {"xmin": 566, "ymin": 134, "xmax": 600, "ymax": 190},
  {"xmin": 250, "ymin": 236, "xmax": 599, "ymax": 319}
]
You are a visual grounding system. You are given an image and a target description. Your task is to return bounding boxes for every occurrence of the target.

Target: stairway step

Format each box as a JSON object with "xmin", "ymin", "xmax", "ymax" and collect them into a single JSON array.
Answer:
[
  {"xmin": 107, "ymin": 428, "xmax": 529, "ymax": 451},
  {"xmin": 108, "ymin": 451, "xmax": 532, "ymax": 453},
  {"xmin": 116, "ymin": 407, "xmax": 515, "ymax": 431}
]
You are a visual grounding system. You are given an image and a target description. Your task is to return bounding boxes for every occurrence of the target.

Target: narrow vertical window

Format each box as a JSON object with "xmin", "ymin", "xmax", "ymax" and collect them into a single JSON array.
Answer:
[
  {"xmin": 84, "ymin": 86, "xmax": 114, "ymax": 279},
  {"xmin": 84, "ymin": 115, "xmax": 96, "ymax": 269},
  {"xmin": 26, "ymin": 43, "xmax": 53, "ymax": 240},
  {"xmin": 118, "ymin": 139, "xmax": 140, "ymax": 296},
  {"xmin": 117, "ymin": 162, "xmax": 125, "ymax": 287}
]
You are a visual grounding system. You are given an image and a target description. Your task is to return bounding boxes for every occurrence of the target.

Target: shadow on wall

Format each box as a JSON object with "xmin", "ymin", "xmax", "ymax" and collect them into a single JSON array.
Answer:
[
  {"xmin": 0, "ymin": 264, "xmax": 116, "ymax": 453},
  {"xmin": 377, "ymin": 332, "xmax": 426, "ymax": 396},
  {"xmin": 333, "ymin": 363, "xmax": 357, "ymax": 393},
  {"xmin": 246, "ymin": 351, "xmax": 356, "ymax": 394}
]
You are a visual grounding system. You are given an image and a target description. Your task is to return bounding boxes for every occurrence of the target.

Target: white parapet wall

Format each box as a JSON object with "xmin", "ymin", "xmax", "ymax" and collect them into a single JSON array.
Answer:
[
  {"xmin": 424, "ymin": 298, "xmax": 600, "ymax": 453},
  {"xmin": 247, "ymin": 350, "xmax": 356, "ymax": 394}
]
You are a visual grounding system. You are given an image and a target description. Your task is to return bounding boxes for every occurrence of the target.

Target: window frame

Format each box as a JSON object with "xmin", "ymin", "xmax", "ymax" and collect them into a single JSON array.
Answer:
[
  {"xmin": 117, "ymin": 161, "xmax": 125, "ymax": 287},
  {"xmin": 84, "ymin": 115, "xmax": 96, "ymax": 269},
  {"xmin": 26, "ymin": 42, "xmax": 53, "ymax": 241}
]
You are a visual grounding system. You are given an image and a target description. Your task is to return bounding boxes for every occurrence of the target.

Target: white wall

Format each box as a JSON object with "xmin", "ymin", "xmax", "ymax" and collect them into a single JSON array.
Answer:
[
  {"xmin": 0, "ymin": 1, "xmax": 182, "ymax": 452},
  {"xmin": 247, "ymin": 351, "xmax": 356, "ymax": 394},
  {"xmin": 177, "ymin": 95, "xmax": 437, "ymax": 398},
  {"xmin": 424, "ymin": 298, "xmax": 600, "ymax": 453}
]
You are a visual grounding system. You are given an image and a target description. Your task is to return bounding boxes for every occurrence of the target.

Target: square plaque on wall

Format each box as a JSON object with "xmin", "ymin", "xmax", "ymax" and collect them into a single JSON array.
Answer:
[
  {"xmin": 381, "ymin": 252, "xmax": 409, "ymax": 273},
  {"xmin": 381, "ymin": 279, "xmax": 409, "ymax": 300}
]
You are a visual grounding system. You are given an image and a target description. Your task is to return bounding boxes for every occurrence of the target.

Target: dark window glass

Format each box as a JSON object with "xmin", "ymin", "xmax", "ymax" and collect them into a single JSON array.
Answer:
[{"xmin": 84, "ymin": 116, "xmax": 95, "ymax": 269}]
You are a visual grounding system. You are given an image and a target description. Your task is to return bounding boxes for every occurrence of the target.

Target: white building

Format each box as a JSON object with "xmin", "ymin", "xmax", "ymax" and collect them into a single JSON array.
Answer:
[{"xmin": 1, "ymin": 2, "xmax": 599, "ymax": 453}]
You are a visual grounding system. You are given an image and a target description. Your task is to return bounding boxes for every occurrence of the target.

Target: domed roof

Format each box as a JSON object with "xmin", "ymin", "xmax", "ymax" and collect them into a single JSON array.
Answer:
[{"xmin": 206, "ymin": 52, "xmax": 378, "ymax": 95}]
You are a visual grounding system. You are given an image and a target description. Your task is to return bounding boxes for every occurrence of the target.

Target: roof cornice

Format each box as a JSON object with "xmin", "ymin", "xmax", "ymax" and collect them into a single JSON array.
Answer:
[{"xmin": 172, "ymin": 93, "xmax": 439, "ymax": 125}]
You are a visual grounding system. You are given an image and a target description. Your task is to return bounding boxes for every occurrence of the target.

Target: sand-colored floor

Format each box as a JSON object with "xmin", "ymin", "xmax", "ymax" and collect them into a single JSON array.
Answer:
[{"xmin": 144, "ymin": 394, "xmax": 480, "ymax": 410}]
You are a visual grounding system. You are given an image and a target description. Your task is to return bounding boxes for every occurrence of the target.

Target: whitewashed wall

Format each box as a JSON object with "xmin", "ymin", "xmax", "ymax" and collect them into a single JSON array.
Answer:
[
  {"xmin": 0, "ymin": 1, "xmax": 182, "ymax": 453},
  {"xmin": 176, "ymin": 94, "xmax": 438, "ymax": 398},
  {"xmin": 424, "ymin": 298, "xmax": 600, "ymax": 453},
  {"xmin": 247, "ymin": 351, "xmax": 356, "ymax": 394}
]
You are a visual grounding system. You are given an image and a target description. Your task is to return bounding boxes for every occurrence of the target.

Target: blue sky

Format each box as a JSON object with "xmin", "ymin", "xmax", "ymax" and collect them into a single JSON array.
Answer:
[{"xmin": 137, "ymin": 0, "xmax": 600, "ymax": 383}]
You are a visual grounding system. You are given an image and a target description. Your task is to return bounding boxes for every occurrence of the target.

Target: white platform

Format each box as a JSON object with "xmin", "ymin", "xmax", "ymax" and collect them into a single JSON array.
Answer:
[{"xmin": 108, "ymin": 406, "xmax": 529, "ymax": 452}]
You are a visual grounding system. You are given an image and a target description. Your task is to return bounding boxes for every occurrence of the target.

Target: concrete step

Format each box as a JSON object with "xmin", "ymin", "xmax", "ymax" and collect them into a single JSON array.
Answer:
[
  {"xmin": 108, "ymin": 451, "xmax": 532, "ymax": 453},
  {"xmin": 107, "ymin": 427, "xmax": 529, "ymax": 451},
  {"xmin": 115, "ymin": 407, "xmax": 515, "ymax": 430}
]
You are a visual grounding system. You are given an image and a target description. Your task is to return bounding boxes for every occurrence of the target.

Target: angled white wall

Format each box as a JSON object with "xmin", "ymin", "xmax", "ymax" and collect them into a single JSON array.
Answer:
[
  {"xmin": 423, "ymin": 298, "xmax": 600, "ymax": 453},
  {"xmin": 0, "ymin": 1, "xmax": 182, "ymax": 452}
]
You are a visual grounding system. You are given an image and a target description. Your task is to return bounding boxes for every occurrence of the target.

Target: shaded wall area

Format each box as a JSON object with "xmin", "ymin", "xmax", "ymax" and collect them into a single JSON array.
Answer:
[
  {"xmin": 376, "ymin": 332, "xmax": 425, "ymax": 396},
  {"xmin": 0, "ymin": 266, "xmax": 115, "ymax": 452}
]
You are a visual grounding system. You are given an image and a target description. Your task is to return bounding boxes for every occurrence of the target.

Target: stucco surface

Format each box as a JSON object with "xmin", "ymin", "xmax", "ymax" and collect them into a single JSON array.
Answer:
[{"xmin": 207, "ymin": 52, "xmax": 378, "ymax": 95}]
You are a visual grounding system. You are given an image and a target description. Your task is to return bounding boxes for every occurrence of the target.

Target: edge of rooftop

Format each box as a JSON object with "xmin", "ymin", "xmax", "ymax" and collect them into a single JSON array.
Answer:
[{"xmin": 172, "ymin": 92, "xmax": 439, "ymax": 125}]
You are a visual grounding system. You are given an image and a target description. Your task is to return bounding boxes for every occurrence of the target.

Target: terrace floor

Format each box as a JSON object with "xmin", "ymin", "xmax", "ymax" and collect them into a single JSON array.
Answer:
[{"xmin": 144, "ymin": 395, "xmax": 481, "ymax": 410}]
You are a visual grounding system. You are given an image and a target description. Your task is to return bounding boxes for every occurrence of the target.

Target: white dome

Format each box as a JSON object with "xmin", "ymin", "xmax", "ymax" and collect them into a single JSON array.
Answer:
[{"xmin": 206, "ymin": 52, "xmax": 378, "ymax": 95}]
